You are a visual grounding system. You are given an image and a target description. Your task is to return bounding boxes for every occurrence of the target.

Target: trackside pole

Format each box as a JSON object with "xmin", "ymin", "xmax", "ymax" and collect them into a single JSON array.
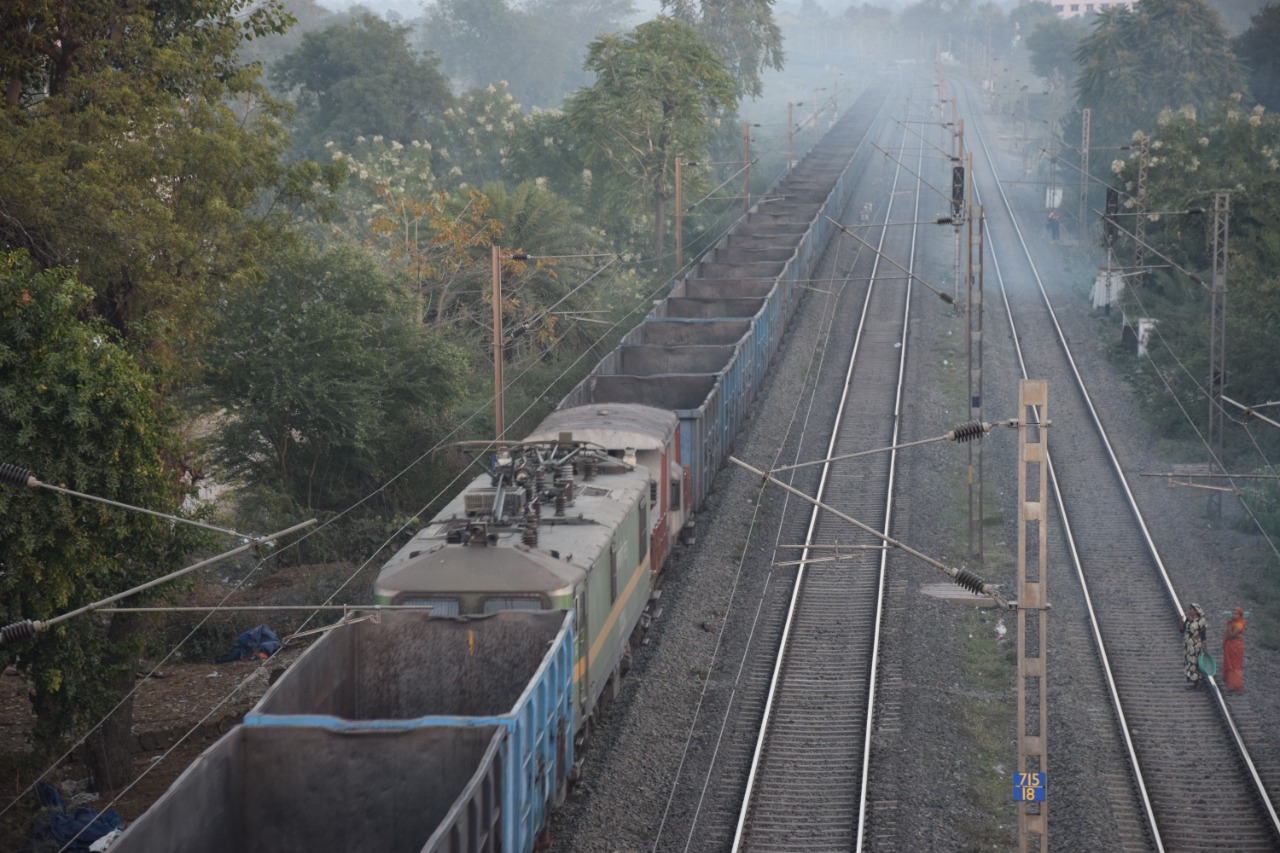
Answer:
[{"xmin": 1016, "ymin": 379, "xmax": 1049, "ymax": 851}]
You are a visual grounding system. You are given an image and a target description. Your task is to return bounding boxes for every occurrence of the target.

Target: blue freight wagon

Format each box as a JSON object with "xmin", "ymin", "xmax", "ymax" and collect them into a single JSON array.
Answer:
[{"xmin": 244, "ymin": 609, "xmax": 574, "ymax": 853}]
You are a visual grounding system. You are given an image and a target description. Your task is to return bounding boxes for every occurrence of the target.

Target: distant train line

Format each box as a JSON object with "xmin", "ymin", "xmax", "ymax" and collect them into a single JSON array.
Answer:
[{"xmin": 962, "ymin": 82, "xmax": 1280, "ymax": 851}]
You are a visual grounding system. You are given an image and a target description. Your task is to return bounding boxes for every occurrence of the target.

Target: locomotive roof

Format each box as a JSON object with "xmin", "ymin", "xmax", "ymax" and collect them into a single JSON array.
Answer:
[
  {"xmin": 525, "ymin": 404, "xmax": 676, "ymax": 452},
  {"xmin": 375, "ymin": 463, "xmax": 651, "ymax": 598}
]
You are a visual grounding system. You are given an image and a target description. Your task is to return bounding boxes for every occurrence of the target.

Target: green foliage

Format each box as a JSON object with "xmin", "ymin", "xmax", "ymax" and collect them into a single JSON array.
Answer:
[
  {"xmin": 436, "ymin": 82, "xmax": 528, "ymax": 189},
  {"xmin": 0, "ymin": 251, "xmax": 203, "ymax": 746},
  {"xmin": 271, "ymin": 11, "xmax": 453, "ymax": 159},
  {"xmin": 199, "ymin": 240, "xmax": 470, "ymax": 516},
  {"xmin": 1024, "ymin": 14, "xmax": 1086, "ymax": 86},
  {"xmin": 664, "ymin": 0, "xmax": 784, "ymax": 100},
  {"xmin": 1074, "ymin": 0, "xmax": 1246, "ymax": 145},
  {"xmin": 481, "ymin": 179, "xmax": 611, "ymax": 356},
  {"xmin": 1108, "ymin": 99, "xmax": 1280, "ymax": 459},
  {"xmin": 565, "ymin": 17, "xmax": 738, "ymax": 261},
  {"xmin": 1238, "ymin": 468, "xmax": 1280, "ymax": 536},
  {"xmin": 1235, "ymin": 4, "xmax": 1280, "ymax": 112},
  {"xmin": 0, "ymin": 0, "xmax": 337, "ymax": 372}
]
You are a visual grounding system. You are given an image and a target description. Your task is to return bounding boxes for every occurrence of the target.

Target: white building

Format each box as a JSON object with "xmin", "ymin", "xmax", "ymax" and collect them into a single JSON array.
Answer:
[{"xmin": 1047, "ymin": 1, "xmax": 1135, "ymax": 19}]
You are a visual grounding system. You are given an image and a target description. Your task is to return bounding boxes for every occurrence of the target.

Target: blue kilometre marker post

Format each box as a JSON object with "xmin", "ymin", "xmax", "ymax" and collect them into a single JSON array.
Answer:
[{"xmin": 1012, "ymin": 771, "xmax": 1046, "ymax": 802}]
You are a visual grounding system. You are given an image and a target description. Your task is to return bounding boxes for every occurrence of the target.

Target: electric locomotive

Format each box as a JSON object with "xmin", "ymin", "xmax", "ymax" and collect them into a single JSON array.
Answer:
[{"xmin": 373, "ymin": 403, "xmax": 685, "ymax": 729}]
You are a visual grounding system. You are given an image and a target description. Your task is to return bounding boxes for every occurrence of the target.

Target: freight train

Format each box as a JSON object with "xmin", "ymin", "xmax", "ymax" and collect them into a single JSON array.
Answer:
[{"xmin": 108, "ymin": 83, "xmax": 890, "ymax": 853}]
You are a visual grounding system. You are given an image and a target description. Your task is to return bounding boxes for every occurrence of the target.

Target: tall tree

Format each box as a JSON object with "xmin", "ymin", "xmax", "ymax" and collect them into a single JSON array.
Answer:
[
  {"xmin": 664, "ymin": 0, "xmax": 783, "ymax": 99},
  {"xmin": 1235, "ymin": 3, "xmax": 1280, "ymax": 111},
  {"xmin": 0, "ymin": 0, "xmax": 337, "ymax": 792},
  {"xmin": 0, "ymin": 251, "xmax": 203, "ymax": 790},
  {"xmin": 1024, "ymin": 15, "xmax": 1087, "ymax": 86},
  {"xmin": 1075, "ymin": 0, "xmax": 1246, "ymax": 145},
  {"xmin": 272, "ymin": 11, "xmax": 452, "ymax": 158},
  {"xmin": 565, "ymin": 17, "xmax": 737, "ymax": 261},
  {"xmin": 0, "ymin": 0, "xmax": 333, "ymax": 363},
  {"xmin": 200, "ymin": 240, "xmax": 469, "ymax": 520},
  {"xmin": 0, "ymin": 0, "xmax": 342, "ymax": 382}
]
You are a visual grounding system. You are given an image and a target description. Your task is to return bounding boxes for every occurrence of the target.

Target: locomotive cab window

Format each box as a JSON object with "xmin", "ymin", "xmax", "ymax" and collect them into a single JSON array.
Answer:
[
  {"xmin": 397, "ymin": 597, "xmax": 459, "ymax": 616},
  {"xmin": 483, "ymin": 596, "xmax": 544, "ymax": 613}
]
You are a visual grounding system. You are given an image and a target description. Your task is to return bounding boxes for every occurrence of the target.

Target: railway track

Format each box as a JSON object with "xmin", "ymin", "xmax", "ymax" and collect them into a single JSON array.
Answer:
[
  {"xmin": 615, "ymin": 79, "xmax": 933, "ymax": 852},
  {"xmin": 730, "ymin": 100, "xmax": 929, "ymax": 851},
  {"xmin": 961, "ymin": 82, "xmax": 1280, "ymax": 851}
]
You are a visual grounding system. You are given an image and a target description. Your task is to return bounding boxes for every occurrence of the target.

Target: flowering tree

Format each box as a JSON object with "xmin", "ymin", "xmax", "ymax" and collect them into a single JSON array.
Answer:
[{"xmin": 1109, "ymin": 98, "xmax": 1280, "ymax": 443}]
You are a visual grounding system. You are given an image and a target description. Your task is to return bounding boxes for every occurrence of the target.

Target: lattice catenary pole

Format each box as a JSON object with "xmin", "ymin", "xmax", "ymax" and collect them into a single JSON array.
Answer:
[
  {"xmin": 1078, "ymin": 108, "xmax": 1090, "ymax": 235},
  {"xmin": 1017, "ymin": 379, "xmax": 1049, "ymax": 852}
]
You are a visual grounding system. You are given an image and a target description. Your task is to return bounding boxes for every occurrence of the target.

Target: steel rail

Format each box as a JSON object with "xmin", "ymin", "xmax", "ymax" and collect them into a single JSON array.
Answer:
[
  {"xmin": 731, "ymin": 96, "xmax": 923, "ymax": 852},
  {"xmin": 647, "ymin": 86, "xmax": 898, "ymax": 853},
  {"xmin": 959, "ymin": 82, "xmax": 1280, "ymax": 848}
]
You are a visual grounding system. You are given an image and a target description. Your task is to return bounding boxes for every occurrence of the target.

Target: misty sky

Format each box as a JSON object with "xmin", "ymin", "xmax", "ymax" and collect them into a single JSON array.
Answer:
[{"xmin": 314, "ymin": 0, "xmax": 955, "ymax": 18}]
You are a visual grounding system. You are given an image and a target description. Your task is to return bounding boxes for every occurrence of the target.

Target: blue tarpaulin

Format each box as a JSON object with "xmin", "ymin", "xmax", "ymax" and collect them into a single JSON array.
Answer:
[
  {"xmin": 21, "ymin": 782, "xmax": 123, "ymax": 852},
  {"xmin": 216, "ymin": 624, "xmax": 281, "ymax": 663}
]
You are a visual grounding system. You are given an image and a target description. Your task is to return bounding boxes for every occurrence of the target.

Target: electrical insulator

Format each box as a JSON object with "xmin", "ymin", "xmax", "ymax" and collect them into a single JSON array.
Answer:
[
  {"xmin": 0, "ymin": 620, "xmax": 39, "ymax": 645},
  {"xmin": 950, "ymin": 421, "xmax": 985, "ymax": 442},
  {"xmin": 953, "ymin": 568, "xmax": 986, "ymax": 596},
  {"xmin": 0, "ymin": 463, "xmax": 35, "ymax": 489}
]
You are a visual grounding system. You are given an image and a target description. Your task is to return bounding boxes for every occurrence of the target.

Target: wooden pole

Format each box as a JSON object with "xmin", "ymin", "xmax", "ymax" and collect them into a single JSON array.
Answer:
[
  {"xmin": 675, "ymin": 158, "xmax": 683, "ymax": 271},
  {"xmin": 787, "ymin": 102, "xmax": 794, "ymax": 170},
  {"xmin": 491, "ymin": 244, "xmax": 504, "ymax": 441}
]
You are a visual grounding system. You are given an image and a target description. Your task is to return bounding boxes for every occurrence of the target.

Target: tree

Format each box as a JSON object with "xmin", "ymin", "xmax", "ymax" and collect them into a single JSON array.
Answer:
[
  {"xmin": 664, "ymin": 0, "xmax": 783, "ymax": 99},
  {"xmin": 1235, "ymin": 3, "xmax": 1280, "ymax": 112},
  {"xmin": 435, "ymin": 82, "xmax": 528, "ymax": 189},
  {"xmin": 272, "ymin": 11, "xmax": 453, "ymax": 158},
  {"xmin": 200, "ymin": 240, "xmax": 470, "ymax": 520},
  {"xmin": 565, "ymin": 17, "xmax": 737, "ymax": 261},
  {"xmin": 0, "ymin": 251, "xmax": 203, "ymax": 790},
  {"xmin": 1074, "ymin": 0, "xmax": 1246, "ymax": 146},
  {"xmin": 480, "ymin": 179, "xmax": 608, "ymax": 358},
  {"xmin": 1024, "ymin": 16, "xmax": 1086, "ymax": 86},
  {"xmin": 0, "ymin": 0, "xmax": 337, "ymax": 369},
  {"xmin": 420, "ymin": 0, "xmax": 635, "ymax": 108},
  {"xmin": 1108, "ymin": 99, "xmax": 1280, "ymax": 452}
]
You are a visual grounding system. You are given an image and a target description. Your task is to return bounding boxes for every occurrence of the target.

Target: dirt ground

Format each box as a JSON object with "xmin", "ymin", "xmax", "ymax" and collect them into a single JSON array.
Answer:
[{"xmin": 0, "ymin": 561, "xmax": 364, "ymax": 848}]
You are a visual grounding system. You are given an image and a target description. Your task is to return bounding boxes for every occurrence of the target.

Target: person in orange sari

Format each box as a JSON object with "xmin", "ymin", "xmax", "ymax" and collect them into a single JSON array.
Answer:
[{"xmin": 1222, "ymin": 607, "xmax": 1246, "ymax": 693}]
